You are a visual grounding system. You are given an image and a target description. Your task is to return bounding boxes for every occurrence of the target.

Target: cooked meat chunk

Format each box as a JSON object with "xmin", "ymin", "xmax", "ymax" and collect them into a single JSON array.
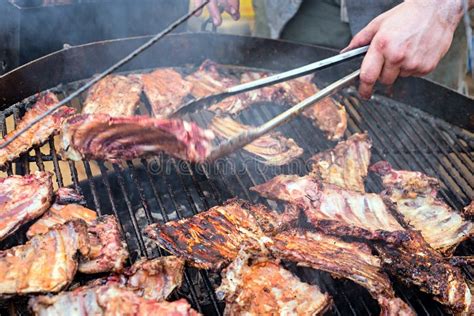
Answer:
[
  {"xmin": 0, "ymin": 92, "xmax": 75, "ymax": 167},
  {"xmin": 29, "ymin": 284, "xmax": 198, "ymax": 316},
  {"xmin": 144, "ymin": 198, "xmax": 292, "ymax": 270},
  {"xmin": 251, "ymin": 175, "xmax": 404, "ymax": 239},
  {"xmin": 124, "ymin": 256, "xmax": 185, "ymax": 301},
  {"xmin": 27, "ymin": 203, "xmax": 97, "ymax": 238},
  {"xmin": 210, "ymin": 116, "xmax": 303, "ymax": 165},
  {"xmin": 27, "ymin": 206, "xmax": 128, "ymax": 274},
  {"xmin": 78, "ymin": 215, "xmax": 129, "ymax": 274},
  {"xmin": 61, "ymin": 114, "xmax": 215, "ymax": 163},
  {"xmin": 374, "ymin": 230, "xmax": 472, "ymax": 314},
  {"xmin": 82, "ymin": 74, "xmax": 142, "ymax": 117},
  {"xmin": 463, "ymin": 201, "xmax": 474, "ymax": 220},
  {"xmin": 310, "ymin": 133, "xmax": 371, "ymax": 192},
  {"xmin": 0, "ymin": 220, "xmax": 89, "ymax": 296},
  {"xmin": 0, "ymin": 171, "xmax": 53, "ymax": 241},
  {"xmin": 371, "ymin": 161, "xmax": 473, "ymax": 255},
  {"xmin": 206, "ymin": 68, "xmax": 347, "ymax": 140},
  {"xmin": 53, "ymin": 187, "xmax": 86, "ymax": 205},
  {"xmin": 142, "ymin": 68, "xmax": 193, "ymax": 117},
  {"xmin": 269, "ymin": 230, "xmax": 414, "ymax": 316},
  {"xmin": 186, "ymin": 60, "xmax": 239, "ymax": 98},
  {"xmin": 277, "ymin": 75, "xmax": 347, "ymax": 141},
  {"xmin": 217, "ymin": 251, "xmax": 332, "ymax": 316}
]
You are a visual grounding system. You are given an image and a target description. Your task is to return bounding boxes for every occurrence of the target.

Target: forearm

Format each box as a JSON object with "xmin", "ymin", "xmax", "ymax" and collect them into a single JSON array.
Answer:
[{"xmin": 405, "ymin": 0, "xmax": 474, "ymax": 30}]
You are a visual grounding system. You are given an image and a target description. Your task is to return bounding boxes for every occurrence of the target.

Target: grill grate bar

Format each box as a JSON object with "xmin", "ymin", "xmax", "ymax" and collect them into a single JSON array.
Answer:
[
  {"xmin": 82, "ymin": 160, "xmax": 103, "ymax": 215},
  {"xmin": 369, "ymin": 99, "xmax": 472, "ymax": 202},
  {"xmin": 34, "ymin": 148, "xmax": 45, "ymax": 171},
  {"xmin": 346, "ymin": 96, "xmax": 460, "ymax": 209},
  {"xmin": 67, "ymin": 160, "xmax": 81, "ymax": 193}
]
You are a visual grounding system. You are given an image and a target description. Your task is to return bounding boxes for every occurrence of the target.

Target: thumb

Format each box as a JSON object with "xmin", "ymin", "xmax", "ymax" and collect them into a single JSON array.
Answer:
[{"xmin": 341, "ymin": 17, "xmax": 382, "ymax": 53}]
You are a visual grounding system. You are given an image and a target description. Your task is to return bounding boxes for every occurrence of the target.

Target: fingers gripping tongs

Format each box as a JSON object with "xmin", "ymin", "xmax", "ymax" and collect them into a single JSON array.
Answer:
[{"xmin": 180, "ymin": 45, "xmax": 369, "ymax": 161}]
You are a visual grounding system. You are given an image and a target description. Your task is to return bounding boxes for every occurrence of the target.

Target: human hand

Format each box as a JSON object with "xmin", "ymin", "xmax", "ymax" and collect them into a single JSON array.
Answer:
[
  {"xmin": 193, "ymin": 0, "xmax": 240, "ymax": 26},
  {"xmin": 342, "ymin": 0, "xmax": 464, "ymax": 99}
]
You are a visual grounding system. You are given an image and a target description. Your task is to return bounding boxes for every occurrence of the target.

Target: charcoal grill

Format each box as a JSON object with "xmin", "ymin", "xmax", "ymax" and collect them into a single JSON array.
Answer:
[{"xmin": 0, "ymin": 33, "xmax": 472, "ymax": 315}]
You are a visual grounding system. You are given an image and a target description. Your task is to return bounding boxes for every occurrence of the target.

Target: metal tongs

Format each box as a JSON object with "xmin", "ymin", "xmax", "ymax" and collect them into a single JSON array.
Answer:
[{"xmin": 198, "ymin": 46, "xmax": 368, "ymax": 161}]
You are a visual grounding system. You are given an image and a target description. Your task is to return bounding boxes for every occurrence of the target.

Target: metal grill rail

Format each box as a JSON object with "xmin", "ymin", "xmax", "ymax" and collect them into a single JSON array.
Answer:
[{"xmin": 0, "ymin": 74, "xmax": 472, "ymax": 315}]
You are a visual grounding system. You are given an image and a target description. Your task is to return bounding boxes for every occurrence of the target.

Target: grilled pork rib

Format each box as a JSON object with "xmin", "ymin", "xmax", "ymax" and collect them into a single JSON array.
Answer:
[
  {"xmin": 82, "ymin": 74, "xmax": 143, "ymax": 117},
  {"xmin": 210, "ymin": 116, "xmax": 303, "ymax": 165},
  {"xmin": 78, "ymin": 215, "xmax": 129, "ymax": 274},
  {"xmin": 29, "ymin": 285, "xmax": 198, "ymax": 316},
  {"xmin": 0, "ymin": 220, "xmax": 89, "ymax": 296},
  {"xmin": 0, "ymin": 171, "xmax": 53, "ymax": 241},
  {"xmin": 310, "ymin": 133, "xmax": 371, "ymax": 192},
  {"xmin": 124, "ymin": 256, "xmax": 185, "ymax": 301},
  {"xmin": 217, "ymin": 251, "xmax": 332, "ymax": 316},
  {"xmin": 142, "ymin": 68, "xmax": 193, "ymax": 117},
  {"xmin": 371, "ymin": 161, "xmax": 473, "ymax": 255},
  {"xmin": 144, "ymin": 198, "xmax": 294, "ymax": 270},
  {"xmin": 464, "ymin": 201, "xmax": 474, "ymax": 220},
  {"xmin": 27, "ymin": 202, "xmax": 97, "ymax": 238},
  {"xmin": 269, "ymin": 230, "xmax": 414, "ymax": 316},
  {"xmin": 61, "ymin": 114, "xmax": 214, "ymax": 163},
  {"xmin": 251, "ymin": 174, "xmax": 404, "ymax": 239},
  {"xmin": 27, "ymin": 206, "xmax": 128, "ymax": 274},
  {"xmin": 0, "ymin": 92, "xmax": 75, "ymax": 167}
]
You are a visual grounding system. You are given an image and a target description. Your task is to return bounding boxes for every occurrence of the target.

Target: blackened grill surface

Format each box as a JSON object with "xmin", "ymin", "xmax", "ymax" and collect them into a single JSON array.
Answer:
[{"xmin": 0, "ymin": 72, "xmax": 472, "ymax": 316}]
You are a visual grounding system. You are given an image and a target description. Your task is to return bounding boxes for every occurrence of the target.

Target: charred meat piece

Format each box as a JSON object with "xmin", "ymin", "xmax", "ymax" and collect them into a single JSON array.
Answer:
[
  {"xmin": 0, "ymin": 220, "xmax": 89, "ymax": 296},
  {"xmin": 374, "ymin": 230, "xmax": 472, "ymax": 314},
  {"xmin": 78, "ymin": 215, "xmax": 129, "ymax": 274},
  {"xmin": 29, "ymin": 284, "xmax": 198, "ymax": 316},
  {"xmin": 251, "ymin": 175, "xmax": 404, "ymax": 240},
  {"xmin": 82, "ymin": 74, "xmax": 143, "ymax": 117},
  {"xmin": 270, "ymin": 230, "xmax": 414, "ymax": 316},
  {"xmin": 210, "ymin": 116, "xmax": 303, "ymax": 165},
  {"xmin": 27, "ymin": 202, "xmax": 97, "ymax": 238},
  {"xmin": 61, "ymin": 114, "xmax": 215, "ymax": 163},
  {"xmin": 371, "ymin": 161, "xmax": 473, "ymax": 255},
  {"xmin": 144, "ymin": 198, "xmax": 292, "ymax": 270},
  {"xmin": 0, "ymin": 92, "xmax": 75, "ymax": 167},
  {"xmin": 217, "ymin": 251, "xmax": 332, "ymax": 316},
  {"xmin": 124, "ymin": 256, "xmax": 185, "ymax": 301},
  {"xmin": 142, "ymin": 68, "xmax": 193, "ymax": 117},
  {"xmin": 0, "ymin": 171, "xmax": 53, "ymax": 241},
  {"xmin": 310, "ymin": 133, "xmax": 371, "ymax": 192}
]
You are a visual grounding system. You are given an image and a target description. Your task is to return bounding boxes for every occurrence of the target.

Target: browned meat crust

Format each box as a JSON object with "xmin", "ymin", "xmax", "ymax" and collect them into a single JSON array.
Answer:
[
  {"xmin": 124, "ymin": 256, "xmax": 185, "ymax": 301},
  {"xmin": 186, "ymin": 60, "xmax": 239, "ymax": 98},
  {"xmin": 78, "ymin": 215, "xmax": 129, "ymax": 274},
  {"xmin": 217, "ymin": 251, "xmax": 332, "ymax": 316},
  {"xmin": 269, "ymin": 230, "xmax": 414, "ymax": 316},
  {"xmin": 53, "ymin": 187, "xmax": 86, "ymax": 205},
  {"xmin": 371, "ymin": 161, "xmax": 473, "ymax": 255},
  {"xmin": 27, "ymin": 206, "xmax": 128, "ymax": 274},
  {"xmin": 29, "ymin": 284, "xmax": 198, "ymax": 316},
  {"xmin": 463, "ymin": 201, "xmax": 474, "ymax": 220},
  {"xmin": 0, "ymin": 220, "xmax": 89, "ymax": 296},
  {"xmin": 374, "ymin": 230, "xmax": 472, "ymax": 314},
  {"xmin": 27, "ymin": 202, "xmax": 97, "ymax": 238},
  {"xmin": 142, "ymin": 68, "xmax": 193, "ymax": 117},
  {"xmin": 0, "ymin": 92, "xmax": 75, "ymax": 167},
  {"xmin": 82, "ymin": 74, "xmax": 142, "ymax": 117},
  {"xmin": 0, "ymin": 172, "xmax": 53, "ymax": 241},
  {"xmin": 61, "ymin": 114, "xmax": 215, "ymax": 163},
  {"xmin": 251, "ymin": 175, "xmax": 404, "ymax": 239},
  {"xmin": 144, "ymin": 198, "xmax": 295, "ymax": 270},
  {"xmin": 210, "ymin": 116, "xmax": 303, "ymax": 165},
  {"xmin": 310, "ymin": 132, "xmax": 371, "ymax": 192}
]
